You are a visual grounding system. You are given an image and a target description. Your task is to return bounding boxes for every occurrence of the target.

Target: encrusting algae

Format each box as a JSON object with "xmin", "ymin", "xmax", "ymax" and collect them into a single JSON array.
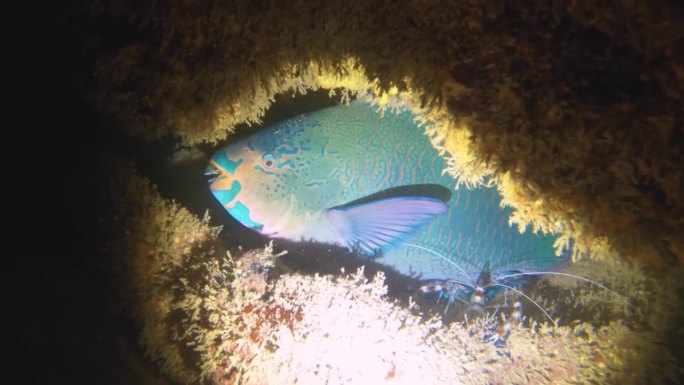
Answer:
[
  {"xmin": 107, "ymin": 161, "xmax": 684, "ymax": 384},
  {"xmin": 106, "ymin": 161, "xmax": 222, "ymax": 383}
]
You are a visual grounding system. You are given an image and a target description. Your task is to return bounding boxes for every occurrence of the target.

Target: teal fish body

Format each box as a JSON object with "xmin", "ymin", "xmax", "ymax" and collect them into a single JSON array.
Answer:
[{"xmin": 206, "ymin": 101, "xmax": 565, "ymax": 280}]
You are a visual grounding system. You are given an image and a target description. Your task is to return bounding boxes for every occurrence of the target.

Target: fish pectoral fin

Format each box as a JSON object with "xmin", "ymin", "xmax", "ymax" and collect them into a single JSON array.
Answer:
[{"xmin": 327, "ymin": 196, "xmax": 448, "ymax": 256}]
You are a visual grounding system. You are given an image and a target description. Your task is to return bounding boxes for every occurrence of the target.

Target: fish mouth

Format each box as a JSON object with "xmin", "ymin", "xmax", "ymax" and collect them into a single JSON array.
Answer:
[
  {"xmin": 204, "ymin": 159, "xmax": 243, "ymax": 209},
  {"xmin": 204, "ymin": 162, "xmax": 223, "ymax": 184}
]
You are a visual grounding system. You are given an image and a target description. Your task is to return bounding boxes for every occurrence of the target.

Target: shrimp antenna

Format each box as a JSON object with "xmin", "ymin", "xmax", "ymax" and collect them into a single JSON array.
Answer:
[
  {"xmin": 403, "ymin": 243, "xmax": 471, "ymax": 281},
  {"xmin": 496, "ymin": 271, "xmax": 632, "ymax": 308},
  {"xmin": 490, "ymin": 283, "xmax": 555, "ymax": 326},
  {"xmin": 444, "ymin": 293, "xmax": 471, "ymax": 316}
]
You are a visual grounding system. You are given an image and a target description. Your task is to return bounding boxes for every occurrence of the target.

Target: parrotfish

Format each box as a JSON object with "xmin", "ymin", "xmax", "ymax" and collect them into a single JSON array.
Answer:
[{"xmin": 205, "ymin": 100, "xmax": 567, "ymax": 281}]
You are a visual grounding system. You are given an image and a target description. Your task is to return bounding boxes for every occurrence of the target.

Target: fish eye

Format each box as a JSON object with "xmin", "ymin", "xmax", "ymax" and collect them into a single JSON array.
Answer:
[{"xmin": 262, "ymin": 153, "xmax": 276, "ymax": 169}]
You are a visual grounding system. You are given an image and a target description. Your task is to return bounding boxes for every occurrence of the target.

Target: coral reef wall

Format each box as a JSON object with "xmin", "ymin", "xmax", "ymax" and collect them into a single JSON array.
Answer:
[
  {"xmin": 84, "ymin": 0, "xmax": 684, "ymax": 267},
  {"xmin": 106, "ymin": 162, "xmax": 682, "ymax": 384},
  {"xmin": 14, "ymin": 1, "xmax": 684, "ymax": 384}
]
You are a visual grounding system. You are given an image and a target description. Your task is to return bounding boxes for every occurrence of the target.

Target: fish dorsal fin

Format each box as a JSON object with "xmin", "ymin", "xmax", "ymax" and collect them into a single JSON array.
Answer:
[{"xmin": 327, "ymin": 195, "xmax": 448, "ymax": 256}]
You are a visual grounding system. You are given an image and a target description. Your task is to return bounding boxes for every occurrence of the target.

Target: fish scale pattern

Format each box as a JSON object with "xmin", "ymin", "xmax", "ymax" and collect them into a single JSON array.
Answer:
[
  {"xmin": 311, "ymin": 102, "xmax": 565, "ymax": 279},
  {"xmin": 208, "ymin": 101, "xmax": 567, "ymax": 281}
]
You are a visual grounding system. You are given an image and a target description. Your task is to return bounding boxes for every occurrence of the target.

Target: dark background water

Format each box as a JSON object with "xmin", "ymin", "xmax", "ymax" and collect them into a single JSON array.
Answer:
[{"xmin": 4, "ymin": 7, "xmax": 154, "ymax": 382}]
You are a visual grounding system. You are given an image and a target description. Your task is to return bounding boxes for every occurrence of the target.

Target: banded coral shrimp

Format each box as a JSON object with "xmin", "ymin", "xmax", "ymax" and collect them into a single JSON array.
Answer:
[{"xmin": 403, "ymin": 241, "xmax": 634, "ymax": 345}]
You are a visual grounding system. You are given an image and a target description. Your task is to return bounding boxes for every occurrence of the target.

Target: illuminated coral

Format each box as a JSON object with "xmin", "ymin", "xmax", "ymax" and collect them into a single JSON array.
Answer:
[{"xmin": 197, "ymin": 255, "xmax": 681, "ymax": 385}]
